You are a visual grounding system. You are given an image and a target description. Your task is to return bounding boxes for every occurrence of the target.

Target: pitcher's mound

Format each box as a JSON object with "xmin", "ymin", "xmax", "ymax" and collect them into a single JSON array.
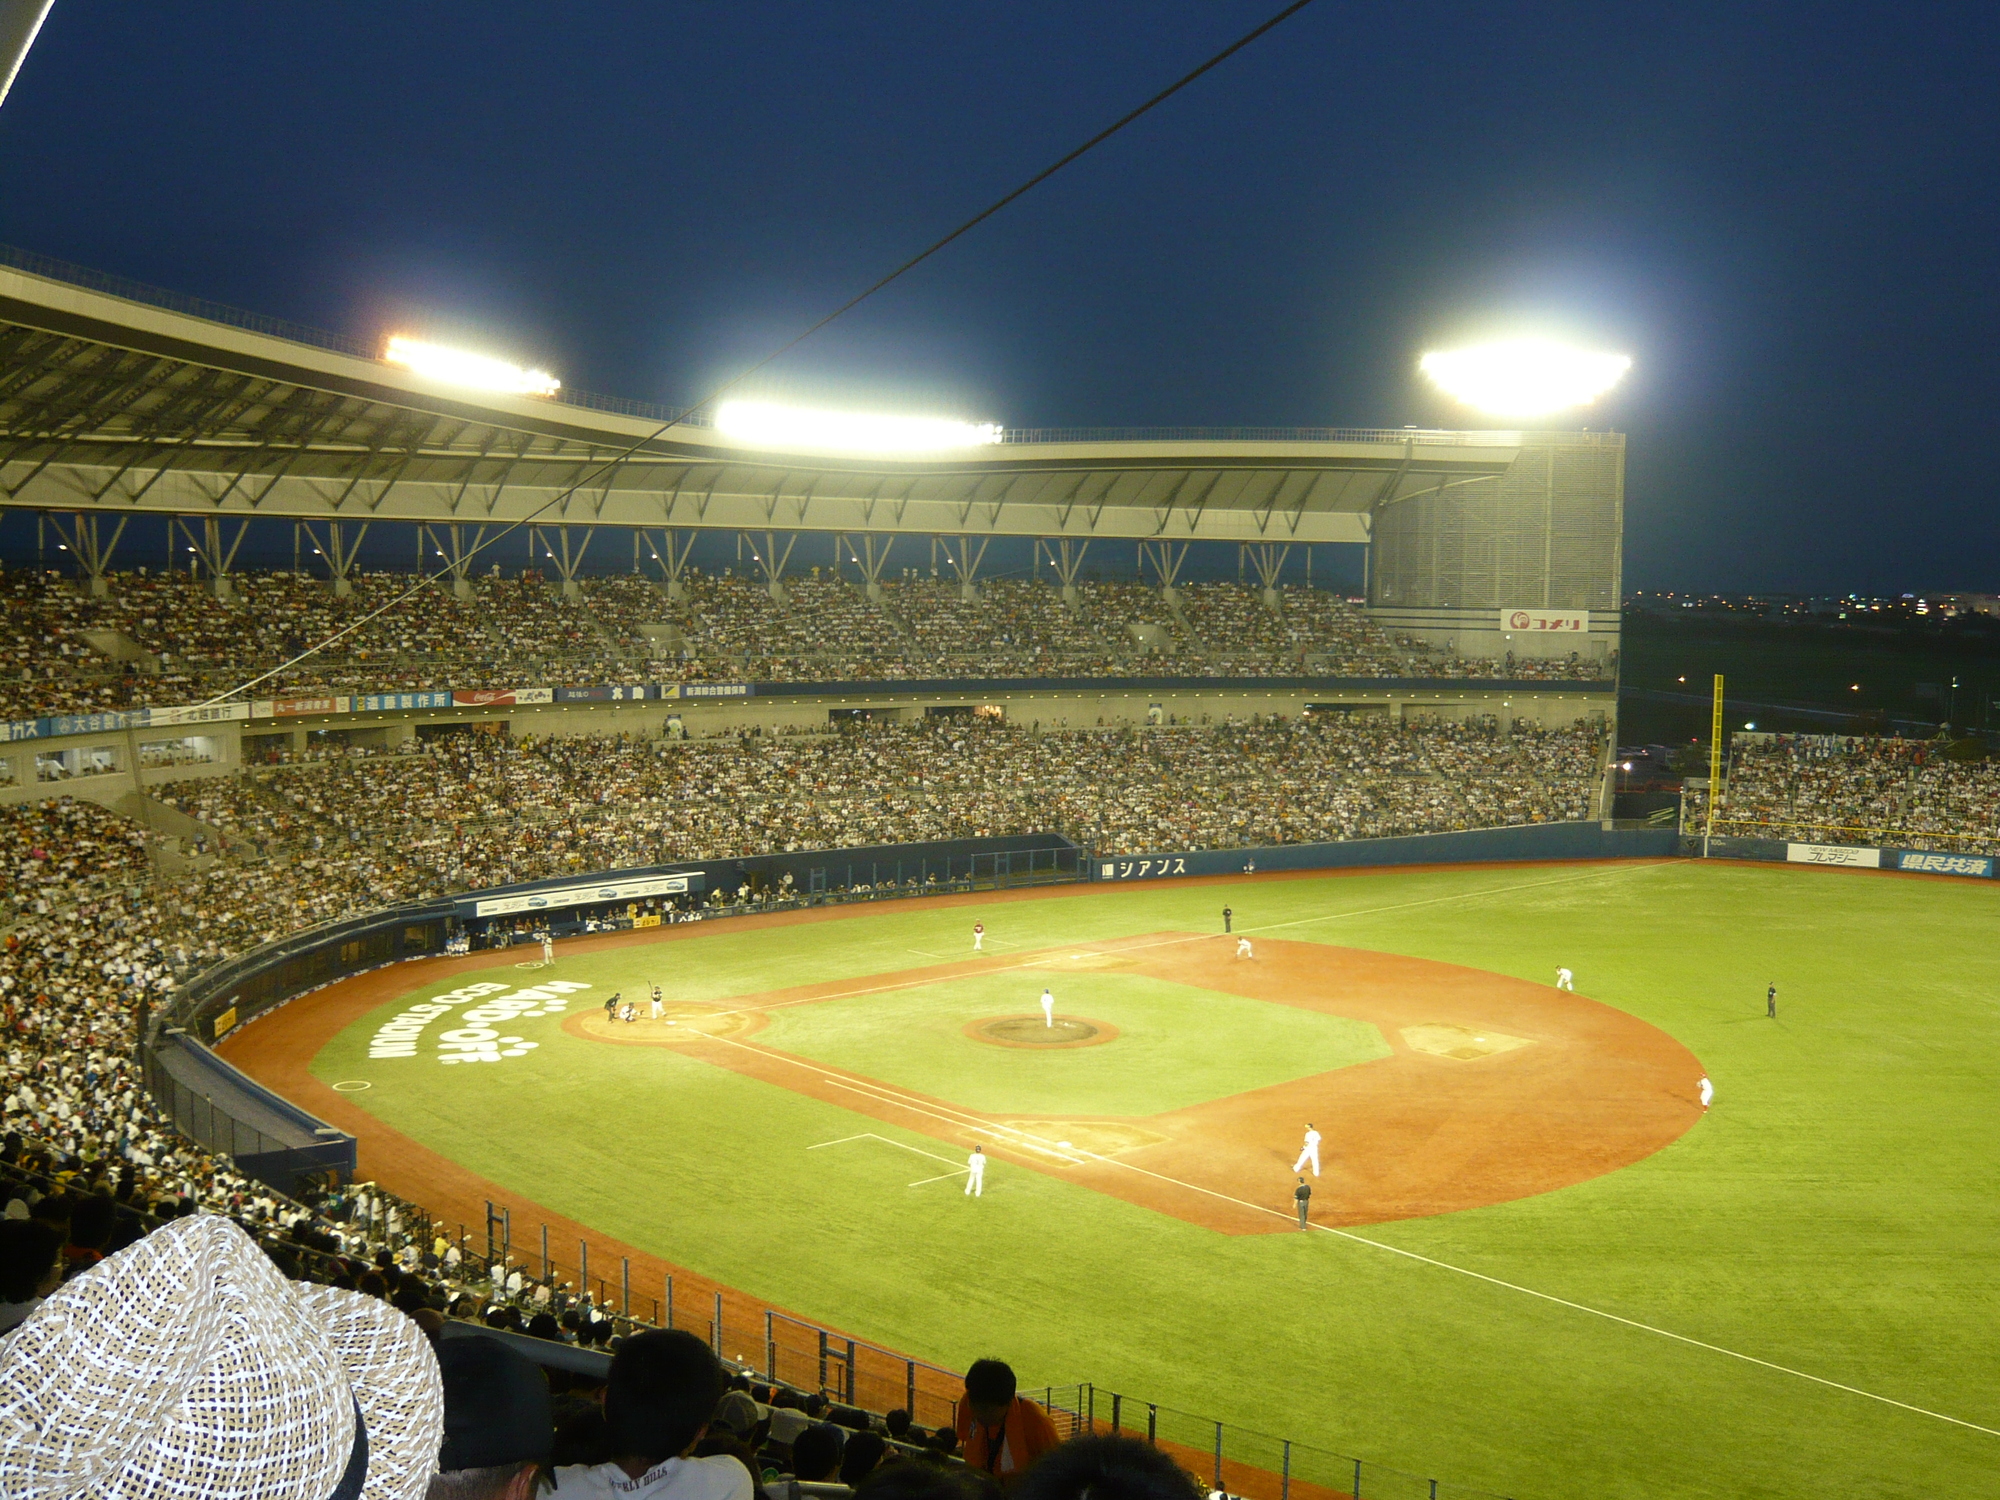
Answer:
[{"xmin": 968, "ymin": 1016, "xmax": 1119, "ymax": 1049}]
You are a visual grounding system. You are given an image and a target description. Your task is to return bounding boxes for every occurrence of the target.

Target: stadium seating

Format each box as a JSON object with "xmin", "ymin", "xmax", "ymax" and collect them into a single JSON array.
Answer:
[
  {"xmin": 0, "ymin": 566, "xmax": 1610, "ymax": 721},
  {"xmin": 1710, "ymin": 734, "xmax": 2000, "ymax": 854}
]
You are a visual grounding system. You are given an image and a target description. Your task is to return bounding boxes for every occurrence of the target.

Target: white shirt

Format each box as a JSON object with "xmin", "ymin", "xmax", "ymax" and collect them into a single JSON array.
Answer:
[
  {"xmin": 547, "ymin": 1455, "xmax": 753, "ymax": 1500},
  {"xmin": 968, "ymin": 1151, "xmax": 986, "ymax": 1173},
  {"xmin": 1302, "ymin": 1129, "xmax": 1320, "ymax": 1148}
]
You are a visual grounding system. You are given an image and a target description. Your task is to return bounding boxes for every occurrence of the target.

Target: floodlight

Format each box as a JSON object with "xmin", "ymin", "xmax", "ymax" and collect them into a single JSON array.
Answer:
[
  {"xmin": 1418, "ymin": 340, "xmax": 1630, "ymax": 418},
  {"xmin": 716, "ymin": 400, "xmax": 1002, "ymax": 454},
  {"xmin": 383, "ymin": 335, "xmax": 560, "ymax": 397}
]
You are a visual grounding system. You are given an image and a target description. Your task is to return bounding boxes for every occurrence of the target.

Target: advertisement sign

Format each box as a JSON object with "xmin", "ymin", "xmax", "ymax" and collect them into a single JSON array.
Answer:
[
  {"xmin": 1896, "ymin": 851, "xmax": 1994, "ymax": 878},
  {"xmin": 451, "ymin": 688, "xmax": 555, "ymax": 707},
  {"xmin": 555, "ymin": 685, "xmax": 654, "ymax": 702},
  {"xmin": 270, "ymin": 695, "xmax": 344, "ymax": 718},
  {"xmin": 671, "ymin": 683, "xmax": 753, "ymax": 699},
  {"xmin": 352, "ymin": 691, "xmax": 455, "ymax": 712},
  {"xmin": 147, "ymin": 702, "xmax": 253, "ymax": 727},
  {"xmin": 1098, "ymin": 856, "xmax": 1192, "ymax": 880},
  {"xmin": 1501, "ymin": 609, "xmax": 1590, "ymax": 634},
  {"xmin": 471, "ymin": 873, "xmax": 693, "ymax": 917},
  {"xmin": 1786, "ymin": 843, "xmax": 1881, "ymax": 868},
  {"xmin": 211, "ymin": 1005, "xmax": 239, "ymax": 1039}
]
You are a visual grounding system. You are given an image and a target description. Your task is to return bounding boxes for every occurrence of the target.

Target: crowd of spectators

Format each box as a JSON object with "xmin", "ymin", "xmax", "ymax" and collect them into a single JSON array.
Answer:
[
  {"xmin": 2, "ymin": 564, "xmax": 1611, "ymax": 722},
  {"xmin": 1711, "ymin": 733, "xmax": 2000, "ymax": 855}
]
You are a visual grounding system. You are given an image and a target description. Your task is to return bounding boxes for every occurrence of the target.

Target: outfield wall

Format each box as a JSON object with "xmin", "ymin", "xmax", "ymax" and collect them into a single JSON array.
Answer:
[{"xmin": 1692, "ymin": 834, "xmax": 1995, "ymax": 878}]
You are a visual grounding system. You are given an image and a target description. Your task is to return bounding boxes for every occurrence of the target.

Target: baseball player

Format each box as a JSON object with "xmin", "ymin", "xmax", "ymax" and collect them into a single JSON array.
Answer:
[
  {"xmin": 540, "ymin": 929, "xmax": 555, "ymax": 965},
  {"xmin": 1767, "ymin": 983, "xmax": 1777, "ymax": 1018},
  {"xmin": 1293, "ymin": 1123, "xmax": 1321, "ymax": 1176},
  {"xmin": 973, "ymin": 922, "xmax": 985, "ymax": 951},
  {"xmin": 649, "ymin": 984, "xmax": 663, "ymax": 1020},
  {"xmin": 965, "ymin": 1145, "xmax": 986, "ymax": 1197},
  {"xmin": 1555, "ymin": 966, "xmax": 1573, "ymax": 991},
  {"xmin": 1040, "ymin": 987, "xmax": 1055, "ymax": 1028},
  {"xmin": 1294, "ymin": 1177, "xmax": 1312, "ymax": 1230},
  {"xmin": 1222, "ymin": 906, "xmax": 1233, "ymax": 933},
  {"xmin": 1699, "ymin": 1075, "xmax": 1714, "ymax": 1110},
  {"xmin": 1236, "ymin": 936, "xmax": 1254, "ymax": 960}
]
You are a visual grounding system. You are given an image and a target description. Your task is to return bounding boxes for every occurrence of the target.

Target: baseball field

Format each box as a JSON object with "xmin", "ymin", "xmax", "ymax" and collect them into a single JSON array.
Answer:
[{"xmin": 222, "ymin": 858, "xmax": 2000, "ymax": 1500}]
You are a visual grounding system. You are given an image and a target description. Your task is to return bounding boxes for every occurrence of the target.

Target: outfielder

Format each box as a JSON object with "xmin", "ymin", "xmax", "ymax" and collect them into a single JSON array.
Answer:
[
  {"xmin": 1236, "ymin": 936, "xmax": 1254, "ymax": 960},
  {"xmin": 1555, "ymin": 966, "xmax": 1573, "ymax": 991},
  {"xmin": 1293, "ymin": 1123, "xmax": 1321, "ymax": 1176},
  {"xmin": 973, "ymin": 922, "xmax": 985, "ymax": 951},
  {"xmin": 1040, "ymin": 987, "xmax": 1055, "ymax": 1028},
  {"xmin": 965, "ymin": 1145, "xmax": 986, "ymax": 1197}
]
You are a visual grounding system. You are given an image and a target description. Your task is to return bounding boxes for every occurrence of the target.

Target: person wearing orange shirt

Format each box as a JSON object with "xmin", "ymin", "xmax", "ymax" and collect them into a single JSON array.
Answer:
[{"xmin": 955, "ymin": 1359, "xmax": 1061, "ymax": 1486}]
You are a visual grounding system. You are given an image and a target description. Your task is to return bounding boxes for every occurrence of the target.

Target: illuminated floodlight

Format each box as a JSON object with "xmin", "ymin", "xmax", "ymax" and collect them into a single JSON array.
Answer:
[
  {"xmin": 716, "ymin": 400, "xmax": 1002, "ymax": 454},
  {"xmin": 1418, "ymin": 340, "xmax": 1631, "ymax": 419},
  {"xmin": 384, "ymin": 335, "xmax": 560, "ymax": 397}
]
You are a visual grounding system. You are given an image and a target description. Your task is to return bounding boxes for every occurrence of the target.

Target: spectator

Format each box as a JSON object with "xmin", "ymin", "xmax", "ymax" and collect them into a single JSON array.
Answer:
[
  {"xmin": 791, "ymin": 1423, "xmax": 845, "ymax": 1482},
  {"xmin": 429, "ymin": 1334, "xmax": 554, "ymax": 1500},
  {"xmin": 0, "ymin": 1218, "xmax": 63, "ymax": 1333},
  {"xmin": 840, "ymin": 1431, "xmax": 890, "ymax": 1485},
  {"xmin": 1013, "ymin": 1436, "xmax": 1204, "ymax": 1500},
  {"xmin": 856, "ymin": 1460, "xmax": 996, "ymax": 1500},
  {"xmin": 552, "ymin": 1327, "xmax": 752, "ymax": 1500},
  {"xmin": 884, "ymin": 1409, "xmax": 913, "ymax": 1442},
  {"xmin": 954, "ymin": 1359, "xmax": 1060, "ymax": 1487}
]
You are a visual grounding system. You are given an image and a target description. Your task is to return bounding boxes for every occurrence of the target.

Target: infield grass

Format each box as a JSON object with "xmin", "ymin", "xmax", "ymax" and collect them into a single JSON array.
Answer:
[{"xmin": 308, "ymin": 860, "xmax": 2000, "ymax": 1500}]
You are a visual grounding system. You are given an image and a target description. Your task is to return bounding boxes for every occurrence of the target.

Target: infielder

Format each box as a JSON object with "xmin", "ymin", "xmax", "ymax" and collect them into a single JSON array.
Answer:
[
  {"xmin": 1040, "ymin": 987, "xmax": 1055, "ymax": 1028},
  {"xmin": 1698, "ymin": 1075, "xmax": 1714, "ymax": 1110},
  {"xmin": 965, "ymin": 1145, "xmax": 986, "ymax": 1197},
  {"xmin": 649, "ymin": 984, "xmax": 663, "ymax": 1020},
  {"xmin": 1293, "ymin": 1123, "xmax": 1321, "ymax": 1176},
  {"xmin": 1555, "ymin": 966, "xmax": 1573, "ymax": 991},
  {"xmin": 1236, "ymin": 936, "xmax": 1254, "ymax": 960},
  {"xmin": 973, "ymin": 922, "xmax": 985, "ymax": 952}
]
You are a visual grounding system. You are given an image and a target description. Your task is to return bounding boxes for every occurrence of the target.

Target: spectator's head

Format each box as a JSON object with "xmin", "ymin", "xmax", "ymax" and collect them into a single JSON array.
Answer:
[
  {"xmin": 856, "ymin": 1460, "xmax": 992, "ymax": 1500},
  {"xmin": 428, "ymin": 1335, "xmax": 553, "ymax": 1500},
  {"xmin": 927, "ymin": 1426, "xmax": 960, "ymax": 1456},
  {"xmin": 963, "ymin": 1358, "xmax": 1018, "ymax": 1426},
  {"xmin": 603, "ymin": 1328, "xmax": 727, "ymax": 1465},
  {"xmin": 840, "ymin": 1430, "xmax": 889, "ymax": 1484},
  {"xmin": 791, "ymin": 1423, "xmax": 844, "ymax": 1482},
  {"xmin": 0, "ymin": 1215, "xmax": 443, "ymax": 1500},
  {"xmin": 884, "ymin": 1408, "xmax": 912, "ymax": 1440},
  {"xmin": 1013, "ymin": 1436, "xmax": 1205, "ymax": 1500},
  {"xmin": 67, "ymin": 1192, "xmax": 116, "ymax": 1251},
  {"xmin": 711, "ymin": 1390, "xmax": 763, "ymax": 1443},
  {"xmin": 0, "ymin": 1219, "xmax": 63, "ymax": 1306}
]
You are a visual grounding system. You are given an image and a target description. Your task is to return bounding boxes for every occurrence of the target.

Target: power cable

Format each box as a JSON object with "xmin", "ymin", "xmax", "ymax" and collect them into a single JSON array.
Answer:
[{"xmin": 196, "ymin": 0, "xmax": 1321, "ymax": 706}]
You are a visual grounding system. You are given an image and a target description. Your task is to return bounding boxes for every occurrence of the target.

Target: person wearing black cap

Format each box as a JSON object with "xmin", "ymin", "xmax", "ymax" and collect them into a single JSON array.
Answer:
[{"xmin": 429, "ymin": 1334, "xmax": 553, "ymax": 1500}]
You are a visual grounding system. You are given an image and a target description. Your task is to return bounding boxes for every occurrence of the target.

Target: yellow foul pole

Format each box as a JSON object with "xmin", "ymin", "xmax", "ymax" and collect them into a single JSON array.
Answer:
[{"xmin": 1703, "ymin": 673, "xmax": 1725, "ymax": 853}]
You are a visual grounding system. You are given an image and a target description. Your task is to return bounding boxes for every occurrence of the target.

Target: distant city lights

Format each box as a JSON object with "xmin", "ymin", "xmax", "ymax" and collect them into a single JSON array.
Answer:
[
  {"xmin": 715, "ymin": 400, "xmax": 1003, "ymax": 454},
  {"xmin": 383, "ymin": 336, "xmax": 560, "ymax": 397},
  {"xmin": 1419, "ymin": 340, "xmax": 1631, "ymax": 418}
]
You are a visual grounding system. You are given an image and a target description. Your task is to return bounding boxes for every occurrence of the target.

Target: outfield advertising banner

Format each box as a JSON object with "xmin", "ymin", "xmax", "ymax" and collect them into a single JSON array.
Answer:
[
  {"xmin": 668, "ymin": 683, "xmax": 753, "ymax": 699},
  {"xmin": 1501, "ymin": 608, "xmax": 1589, "ymax": 634},
  {"xmin": 451, "ymin": 687, "xmax": 555, "ymax": 707},
  {"xmin": 1786, "ymin": 843, "xmax": 1882, "ymax": 867},
  {"xmin": 554, "ymin": 685, "xmax": 654, "ymax": 702},
  {"xmin": 2, "ymin": 701, "xmax": 252, "ymax": 740},
  {"xmin": 351, "ymin": 691, "xmax": 454, "ymax": 712},
  {"xmin": 470, "ymin": 872, "xmax": 694, "ymax": 917},
  {"xmin": 1896, "ymin": 851, "xmax": 1995, "ymax": 877}
]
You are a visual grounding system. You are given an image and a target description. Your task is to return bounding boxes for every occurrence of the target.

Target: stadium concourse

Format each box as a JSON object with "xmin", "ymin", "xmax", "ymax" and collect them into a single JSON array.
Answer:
[{"xmin": 1, "ymin": 565, "xmax": 1605, "ymax": 723}]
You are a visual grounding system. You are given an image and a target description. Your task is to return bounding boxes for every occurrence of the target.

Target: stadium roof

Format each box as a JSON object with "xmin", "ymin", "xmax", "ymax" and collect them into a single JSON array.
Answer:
[{"xmin": 0, "ymin": 254, "xmax": 1594, "ymax": 545}]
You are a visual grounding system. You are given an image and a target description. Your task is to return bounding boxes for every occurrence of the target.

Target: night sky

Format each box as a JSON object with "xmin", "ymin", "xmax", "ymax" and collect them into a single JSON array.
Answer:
[{"xmin": 2, "ymin": 2, "xmax": 1997, "ymax": 592}]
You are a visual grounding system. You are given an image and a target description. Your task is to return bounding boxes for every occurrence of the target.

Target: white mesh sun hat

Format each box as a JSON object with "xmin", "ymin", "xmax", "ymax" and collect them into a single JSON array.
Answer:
[{"xmin": 0, "ymin": 1213, "xmax": 443, "ymax": 1500}]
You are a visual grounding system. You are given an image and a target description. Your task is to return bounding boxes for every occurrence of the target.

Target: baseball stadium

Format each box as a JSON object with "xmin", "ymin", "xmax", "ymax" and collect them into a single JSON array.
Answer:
[{"xmin": 3, "ymin": 241, "xmax": 1998, "ymax": 1500}]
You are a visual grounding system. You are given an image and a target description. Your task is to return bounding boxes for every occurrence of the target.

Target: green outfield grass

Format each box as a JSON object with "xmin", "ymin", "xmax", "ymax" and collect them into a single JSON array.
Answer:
[{"xmin": 308, "ymin": 861, "xmax": 2000, "ymax": 1500}]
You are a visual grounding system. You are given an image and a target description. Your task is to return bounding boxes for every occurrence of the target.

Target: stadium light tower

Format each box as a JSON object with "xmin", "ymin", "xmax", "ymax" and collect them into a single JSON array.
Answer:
[
  {"xmin": 1418, "ymin": 339, "xmax": 1631, "ymax": 419},
  {"xmin": 383, "ymin": 335, "xmax": 560, "ymax": 398}
]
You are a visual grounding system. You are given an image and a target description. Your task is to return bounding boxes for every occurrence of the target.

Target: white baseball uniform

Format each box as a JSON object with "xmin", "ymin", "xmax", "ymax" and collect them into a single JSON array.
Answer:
[
  {"xmin": 973, "ymin": 923, "xmax": 984, "ymax": 951},
  {"xmin": 1040, "ymin": 988, "xmax": 1055, "ymax": 1027},
  {"xmin": 541, "ymin": 935, "xmax": 555, "ymax": 963},
  {"xmin": 1236, "ymin": 937, "xmax": 1253, "ymax": 959},
  {"xmin": 649, "ymin": 986, "xmax": 663, "ymax": 1019},
  {"xmin": 1555, "ymin": 967, "xmax": 1573, "ymax": 991},
  {"xmin": 965, "ymin": 1148, "xmax": 986, "ymax": 1196},
  {"xmin": 1293, "ymin": 1127, "xmax": 1321, "ymax": 1176},
  {"xmin": 1699, "ymin": 1076, "xmax": 1714, "ymax": 1109}
]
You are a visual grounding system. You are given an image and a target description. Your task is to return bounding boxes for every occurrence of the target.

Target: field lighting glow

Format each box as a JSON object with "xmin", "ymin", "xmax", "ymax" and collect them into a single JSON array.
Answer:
[
  {"xmin": 715, "ymin": 401, "xmax": 1003, "ymax": 454},
  {"xmin": 383, "ymin": 336, "xmax": 560, "ymax": 397},
  {"xmin": 1418, "ymin": 340, "xmax": 1631, "ymax": 419}
]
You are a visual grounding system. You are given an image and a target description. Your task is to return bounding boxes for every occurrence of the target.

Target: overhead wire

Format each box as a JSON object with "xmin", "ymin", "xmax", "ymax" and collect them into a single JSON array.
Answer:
[{"xmin": 195, "ymin": 0, "xmax": 1322, "ymax": 707}]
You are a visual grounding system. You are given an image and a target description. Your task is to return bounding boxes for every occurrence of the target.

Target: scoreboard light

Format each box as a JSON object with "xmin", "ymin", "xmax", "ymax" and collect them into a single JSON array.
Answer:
[
  {"xmin": 1418, "ymin": 340, "xmax": 1631, "ymax": 419},
  {"xmin": 384, "ymin": 336, "xmax": 560, "ymax": 397},
  {"xmin": 716, "ymin": 400, "xmax": 1003, "ymax": 454}
]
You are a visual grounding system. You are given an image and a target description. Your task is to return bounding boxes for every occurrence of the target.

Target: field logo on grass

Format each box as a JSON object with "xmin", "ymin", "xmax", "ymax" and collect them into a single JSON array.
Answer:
[{"xmin": 364, "ymin": 980, "xmax": 591, "ymax": 1062}]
